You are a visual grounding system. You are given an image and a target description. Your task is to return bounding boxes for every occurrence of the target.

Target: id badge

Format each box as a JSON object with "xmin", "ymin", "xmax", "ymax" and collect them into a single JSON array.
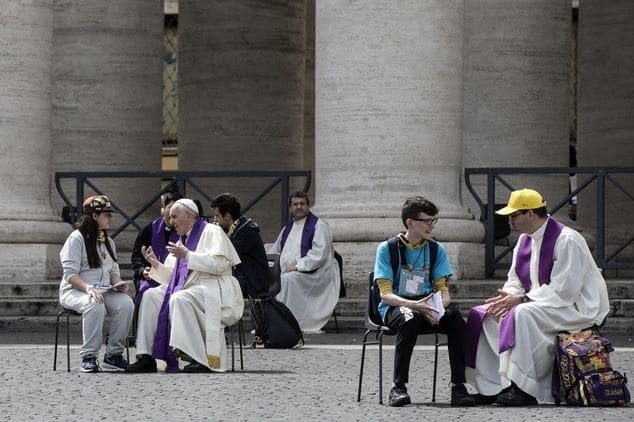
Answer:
[{"xmin": 398, "ymin": 267, "xmax": 427, "ymax": 297}]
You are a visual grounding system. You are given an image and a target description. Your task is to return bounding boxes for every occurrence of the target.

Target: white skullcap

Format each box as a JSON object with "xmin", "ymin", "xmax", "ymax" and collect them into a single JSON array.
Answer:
[{"xmin": 174, "ymin": 198, "xmax": 199, "ymax": 215}]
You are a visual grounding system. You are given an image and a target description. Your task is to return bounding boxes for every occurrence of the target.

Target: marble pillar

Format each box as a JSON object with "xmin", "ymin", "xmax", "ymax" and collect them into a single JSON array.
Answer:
[
  {"xmin": 462, "ymin": 0, "xmax": 571, "ymax": 218},
  {"xmin": 578, "ymin": 0, "xmax": 634, "ymax": 257},
  {"xmin": 51, "ymin": 0, "xmax": 164, "ymax": 246},
  {"xmin": 178, "ymin": 0, "xmax": 306, "ymax": 241},
  {"xmin": 0, "ymin": 1, "xmax": 69, "ymax": 282},
  {"xmin": 316, "ymin": 0, "xmax": 483, "ymax": 279}
]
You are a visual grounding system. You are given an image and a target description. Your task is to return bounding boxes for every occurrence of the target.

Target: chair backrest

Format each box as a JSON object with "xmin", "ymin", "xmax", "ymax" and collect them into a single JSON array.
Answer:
[
  {"xmin": 334, "ymin": 250, "xmax": 347, "ymax": 298},
  {"xmin": 366, "ymin": 272, "xmax": 386, "ymax": 329},
  {"xmin": 266, "ymin": 253, "xmax": 281, "ymax": 295},
  {"xmin": 482, "ymin": 203, "xmax": 511, "ymax": 240}
]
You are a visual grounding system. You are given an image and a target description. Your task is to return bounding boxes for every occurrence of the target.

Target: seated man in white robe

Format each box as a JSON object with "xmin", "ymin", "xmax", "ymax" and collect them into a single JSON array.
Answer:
[
  {"xmin": 465, "ymin": 188, "xmax": 610, "ymax": 406},
  {"xmin": 269, "ymin": 191, "xmax": 340, "ymax": 334},
  {"xmin": 126, "ymin": 198, "xmax": 243, "ymax": 373}
]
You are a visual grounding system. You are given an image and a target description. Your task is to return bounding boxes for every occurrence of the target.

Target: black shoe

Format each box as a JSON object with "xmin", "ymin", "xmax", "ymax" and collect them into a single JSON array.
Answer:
[
  {"xmin": 388, "ymin": 385, "xmax": 411, "ymax": 407},
  {"xmin": 81, "ymin": 355, "xmax": 100, "ymax": 373},
  {"xmin": 182, "ymin": 360, "xmax": 212, "ymax": 373},
  {"xmin": 451, "ymin": 384, "xmax": 476, "ymax": 407},
  {"xmin": 472, "ymin": 393, "xmax": 498, "ymax": 406},
  {"xmin": 125, "ymin": 354, "xmax": 157, "ymax": 373},
  {"xmin": 103, "ymin": 354, "xmax": 128, "ymax": 371},
  {"xmin": 496, "ymin": 384, "xmax": 538, "ymax": 407}
]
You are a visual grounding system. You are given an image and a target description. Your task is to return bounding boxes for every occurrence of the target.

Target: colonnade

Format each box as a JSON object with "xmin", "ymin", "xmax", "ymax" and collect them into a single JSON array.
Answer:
[{"xmin": 0, "ymin": 0, "xmax": 632, "ymax": 285}]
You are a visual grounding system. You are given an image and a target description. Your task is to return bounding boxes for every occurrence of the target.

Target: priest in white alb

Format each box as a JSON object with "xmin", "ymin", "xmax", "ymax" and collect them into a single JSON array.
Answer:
[
  {"xmin": 126, "ymin": 198, "xmax": 243, "ymax": 373},
  {"xmin": 269, "ymin": 191, "xmax": 340, "ymax": 334},
  {"xmin": 465, "ymin": 189, "xmax": 610, "ymax": 406}
]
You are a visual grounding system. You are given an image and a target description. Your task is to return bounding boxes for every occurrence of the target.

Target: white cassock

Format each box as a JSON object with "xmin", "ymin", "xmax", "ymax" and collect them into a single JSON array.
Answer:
[
  {"xmin": 270, "ymin": 216, "xmax": 340, "ymax": 333},
  {"xmin": 467, "ymin": 221, "xmax": 610, "ymax": 402},
  {"xmin": 138, "ymin": 223, "xmax": 243, "ymax": 372}
]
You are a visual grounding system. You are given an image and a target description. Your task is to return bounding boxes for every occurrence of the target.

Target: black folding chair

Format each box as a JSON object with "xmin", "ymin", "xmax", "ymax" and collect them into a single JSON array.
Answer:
[{"xmin": 357, "ymin": 272, "xmax": 445, "ymax": 404}]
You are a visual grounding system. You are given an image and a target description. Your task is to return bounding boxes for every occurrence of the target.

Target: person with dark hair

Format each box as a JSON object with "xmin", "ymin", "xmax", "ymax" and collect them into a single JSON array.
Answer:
[
  {"xmin": 373, "ymin": 196, "xmax": 475, "ymax": 407},
  {"xmin": 131, "ymin": 191, "xmax": 183, "ymax": 304},
  {"xmin": 59, "ymin": 195, "xmax": 134, "ymax": 372},
  {"xmin": 268, "ymin": 191, "xmax": 340, "ymax": 333},
  {"xmin": 465, "ymin": 188, "xmax": 610, "ymax": 406},
  {"xmin": 126, "ymin": 199, "xmax": 243, "ymax": 373},
  {"xmin": 210, "ymin": 193, "xmax": 270, "ymax": 298}
]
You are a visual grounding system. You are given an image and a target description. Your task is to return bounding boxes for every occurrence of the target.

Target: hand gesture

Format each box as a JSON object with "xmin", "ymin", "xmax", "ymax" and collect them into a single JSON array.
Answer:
[
  {"xmin": 141, "ymin": 245, "xmax": 159, "ymax": 268},
  {"xmin": 166, "ymin": 241, "xmax": 189, "ymax": 260},
  {"xmin": 485, "ymin": 289, "xmax": 522, "ymax": 318}
]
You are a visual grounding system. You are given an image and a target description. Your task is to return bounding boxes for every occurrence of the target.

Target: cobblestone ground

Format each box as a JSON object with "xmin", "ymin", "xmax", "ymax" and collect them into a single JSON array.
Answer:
[{"xmin": 0, "ymin": 331, "xmax": 632, "ymax": 421}]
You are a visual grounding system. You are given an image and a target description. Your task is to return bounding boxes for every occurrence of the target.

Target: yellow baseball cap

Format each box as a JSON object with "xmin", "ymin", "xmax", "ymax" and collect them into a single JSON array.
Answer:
[{"xmin": 496, "ymin": 189, "xmax": 547, "ymax": 215}]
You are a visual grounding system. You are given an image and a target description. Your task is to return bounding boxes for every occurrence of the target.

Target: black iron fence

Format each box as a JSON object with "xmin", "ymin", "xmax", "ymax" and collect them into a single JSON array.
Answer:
[
  {"xmin": 55, "ymin": 170, "xmax": 311, "ymax": 238},
  {"xmin": 465, "ymin": 167, "xmax": 634, "ymax": 277}
]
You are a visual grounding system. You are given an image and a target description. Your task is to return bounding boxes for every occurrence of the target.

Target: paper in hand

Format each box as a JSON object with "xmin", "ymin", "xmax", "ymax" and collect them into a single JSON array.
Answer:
[
  {"xmin": 429, "ymin": 291, "xmax": 445, "ymax": 319},
  {"xmin": 95, "ymin": 280, "xmax": 132, "ymax": 293}
]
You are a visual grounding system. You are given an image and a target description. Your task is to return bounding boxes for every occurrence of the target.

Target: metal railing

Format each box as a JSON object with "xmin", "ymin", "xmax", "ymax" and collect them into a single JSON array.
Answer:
[
  {"xmin": 55, "ymin": 170, "xmax": 311, "ymax": 238},
  {"xmin": 464, "ymin": 167, "xmax": 634, "ymax": 277}
]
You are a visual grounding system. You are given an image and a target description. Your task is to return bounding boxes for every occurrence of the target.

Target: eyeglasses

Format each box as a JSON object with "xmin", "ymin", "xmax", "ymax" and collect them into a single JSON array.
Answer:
[
  {"xmin": 411, "ymin": 217, "xmax": 438, "ymax": 226},
  {"xmin": 509, "ymin": 210, "xmax": 528, "ymax": 219}
]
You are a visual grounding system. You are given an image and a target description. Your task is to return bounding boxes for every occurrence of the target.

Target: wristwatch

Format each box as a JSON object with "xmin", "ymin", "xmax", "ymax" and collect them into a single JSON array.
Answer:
[
  {"xmin": 85, "ymin": 285, "xmax": 94, "ymax": 295},
  {"xmin": 521, "ymin": 294, "xmax": 530, "ymax": 303}
]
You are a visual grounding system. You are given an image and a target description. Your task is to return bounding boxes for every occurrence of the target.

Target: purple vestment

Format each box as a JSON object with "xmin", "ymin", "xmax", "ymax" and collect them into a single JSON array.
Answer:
[
  {"xmin": 280, "ymin": 212, "xmax": 318, "ymax": 257},
  {"xmin": 465, "ymin": 217, "xmax": 564, "ymax": 368}
]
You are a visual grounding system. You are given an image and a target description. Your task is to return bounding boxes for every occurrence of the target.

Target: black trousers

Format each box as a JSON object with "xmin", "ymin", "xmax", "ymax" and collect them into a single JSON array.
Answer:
[{"xmin": 384, "ymin": 305, "xmax": 468, "ymax": 386}]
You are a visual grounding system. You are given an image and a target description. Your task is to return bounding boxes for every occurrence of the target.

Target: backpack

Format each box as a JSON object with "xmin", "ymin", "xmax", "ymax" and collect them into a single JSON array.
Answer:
[
  {"xmin": 552, "ymin": 328, "xmax": 630, "ymax": 406},
  {"xmin": 250, "ymin": 295, "xmax": 305, "ymax": 349},
  {"xmin": 387, "ymin": 235, "xmax": 438, "ymax": 280}
]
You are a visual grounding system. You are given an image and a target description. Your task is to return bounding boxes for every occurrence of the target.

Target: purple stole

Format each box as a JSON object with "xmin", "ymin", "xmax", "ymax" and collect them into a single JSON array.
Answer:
[
  {"xmin": 465, "ymin": 217, "xmax": 564, "ymax": 368},
  {"xmin": 135, "ymin": 218, "xmax": 179, "ymax": 304},
  {"xmin": 152, "ymin": 217, "xmax": 206, "ymax": 373},
  {"xmin": 280, "ymin": 212, "xmax": 318, "ymax": 257}
]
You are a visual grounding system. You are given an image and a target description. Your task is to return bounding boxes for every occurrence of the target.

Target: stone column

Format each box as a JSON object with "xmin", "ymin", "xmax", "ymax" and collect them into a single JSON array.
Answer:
[
  {"xmin": 51, "ymin": 0, "xmax": 164, "ymax": 246},
  {"xmin": 462, "ymin": 0, "xmax": 571, "ymax": 218},
  {"xmin": 0, "ymin": 1, "xmax": 68, "ymax": 282},
  {"xmin": 577, "ymin": 0, "xmax": 634, "ymax": 257},
  {"xmin": 178, "ymin": 0, "xmax": 306, "ymax": 241},
  {"xmin": 316, "ymin": 0, "xmax": 483, "ymax": 280}
]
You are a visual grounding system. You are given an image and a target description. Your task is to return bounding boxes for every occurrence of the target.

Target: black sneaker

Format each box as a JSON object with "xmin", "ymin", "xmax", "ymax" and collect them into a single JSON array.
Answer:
[
  {"xmin": 451, "ymin": 383, "xmax": 476, "ymax": 407},
  {"xmin": 103, "ymin": 354, "xmax": 128, "ymax": 371},
  {"xmin": 388, "ymin": 385, "xmax": 411, "ymax": 407},
  {"xmin": 125, "ymin": 354, "xmax": 157, "ymax": 373},
  {"xmin": 81, "ymin": 356, "xmax": 100, "ymax": 373},
  {"xmin": 182, "ymin": 360, "xmax": 212, "ymax": 373},
  {"xmin": 496, "ymin": 384, "xmax": 538, "ymax": 407}
]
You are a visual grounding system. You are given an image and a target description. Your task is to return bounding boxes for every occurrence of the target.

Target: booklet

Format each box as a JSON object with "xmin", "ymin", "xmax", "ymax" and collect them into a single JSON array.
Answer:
[
  {"xmin": 95, "ymin": 280, "xmax": 132, "ymax": 293},
  {"xmin": 429, "ymin": 291, "xmax": 445, "ymax": 320}
]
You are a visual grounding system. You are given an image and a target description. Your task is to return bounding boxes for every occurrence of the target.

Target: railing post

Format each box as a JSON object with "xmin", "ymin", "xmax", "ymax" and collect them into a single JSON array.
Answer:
[
  {"xmin": 281, "ymin": 175, "xmax": 289, "ymax": 225},
  {"xmin": 596, "ymin": 169, "xmax": 606, "ymax": 268},
  {"xmin": 485, "ymin": 171, "xmax": 497, "ymax": 277}
]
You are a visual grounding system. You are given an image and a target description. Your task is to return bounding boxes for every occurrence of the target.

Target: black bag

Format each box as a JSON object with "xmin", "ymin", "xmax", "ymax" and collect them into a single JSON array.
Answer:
[{"xmin": 250, "ymin": 295, "xmax": 304, "ymax": 349}]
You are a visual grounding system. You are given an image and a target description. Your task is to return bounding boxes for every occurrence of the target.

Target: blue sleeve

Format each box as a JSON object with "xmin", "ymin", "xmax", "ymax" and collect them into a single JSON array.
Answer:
[
  {"xmin": 431, "ymin": 242, "xmax": 453, "ymax": 280},
  {"xmin": 373, "ymin": 241, "xmax": 396, "ymax": 282}
]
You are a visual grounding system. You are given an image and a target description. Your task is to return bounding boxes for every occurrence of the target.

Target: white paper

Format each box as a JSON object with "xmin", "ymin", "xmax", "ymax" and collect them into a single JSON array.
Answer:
[
  {"xmin": 95, "ymin": 280, "xmax": 132, "ymax": 293},
  {"xmin": 429, "ymin": 291, "xmax": 445, "ymax": 319}
]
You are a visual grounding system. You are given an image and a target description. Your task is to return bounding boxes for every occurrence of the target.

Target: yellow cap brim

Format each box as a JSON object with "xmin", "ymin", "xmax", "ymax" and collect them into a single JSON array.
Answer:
[{"xmin": 495, "ymin": 206, "xmax": 517, "ymax": 215}]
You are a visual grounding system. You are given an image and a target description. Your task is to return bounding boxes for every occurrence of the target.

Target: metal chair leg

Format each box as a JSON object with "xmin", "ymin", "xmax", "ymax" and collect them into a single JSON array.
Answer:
[
  {"xmin": 65, "ymin": 312, "xmax": 71, "ymax": 372},
  {"xmin": 378, "ymin": 331, "xmax": 384, "ymax": 405},
  {"xmin": 357, "ymin": 329, "xmax": 371, "ymax": 402},
  {"xmin": 432, "ymin": 333, "xmax": 439, "ymax": 402}
]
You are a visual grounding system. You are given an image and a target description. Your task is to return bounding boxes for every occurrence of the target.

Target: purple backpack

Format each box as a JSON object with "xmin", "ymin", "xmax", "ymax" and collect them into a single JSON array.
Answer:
[{"xmin": 552, "ymin": 328, "xmax": 630, "ymax": 406}]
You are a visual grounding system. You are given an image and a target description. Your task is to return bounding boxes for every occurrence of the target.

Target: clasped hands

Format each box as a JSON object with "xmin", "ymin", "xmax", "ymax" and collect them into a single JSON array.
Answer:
[{"xmin": 484, "ymin": 289, "xmax": 523, "ymax": 318}]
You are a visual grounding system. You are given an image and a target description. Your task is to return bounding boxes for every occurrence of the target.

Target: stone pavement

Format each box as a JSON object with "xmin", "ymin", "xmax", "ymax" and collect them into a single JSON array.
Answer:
[{"xmin": 0, "ymin": 330, "xmax": 632, "ymax": 422}]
